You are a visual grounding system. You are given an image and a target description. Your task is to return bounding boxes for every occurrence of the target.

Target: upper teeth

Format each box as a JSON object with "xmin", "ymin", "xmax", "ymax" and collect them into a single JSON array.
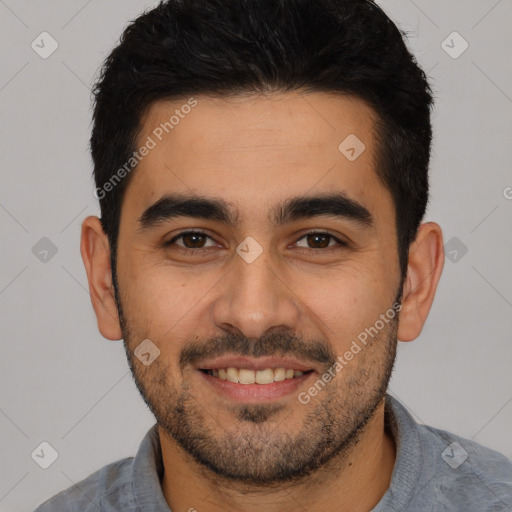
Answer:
[{"xmin": 210, "ymin": 367, "xmax": 305, "ymax": 384}]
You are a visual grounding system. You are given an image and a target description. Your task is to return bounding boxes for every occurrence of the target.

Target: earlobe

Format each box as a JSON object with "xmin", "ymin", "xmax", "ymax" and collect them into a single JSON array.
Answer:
[
  {"xmin": 397, "ymin": 222, "xmax": 445, "ymax": 342},
  {"xmin": 80, "ymin": 216, "xmax": 123, "ymax": 340}
]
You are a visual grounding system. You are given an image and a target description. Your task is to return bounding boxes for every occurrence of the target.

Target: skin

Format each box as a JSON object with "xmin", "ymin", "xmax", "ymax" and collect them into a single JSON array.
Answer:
[{"xmin": 81, "ymin": 91, "xmax": 444, "ymax": 512}]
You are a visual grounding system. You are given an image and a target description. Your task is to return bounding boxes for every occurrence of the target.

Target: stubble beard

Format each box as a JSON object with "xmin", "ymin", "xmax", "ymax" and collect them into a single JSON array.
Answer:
[
  {"xmin": 112, "ymin": 257, "xmax": 400, "ymax": 486},
  {"xmin": 119, "ymin": 316, "xmax": 398, "ymax": 486}
]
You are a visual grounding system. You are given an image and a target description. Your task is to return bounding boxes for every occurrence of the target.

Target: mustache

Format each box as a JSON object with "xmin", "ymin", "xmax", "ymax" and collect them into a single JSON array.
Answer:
[{"xmin": 179, "ymin": 329, "xmax": 337, "ymax": 371}]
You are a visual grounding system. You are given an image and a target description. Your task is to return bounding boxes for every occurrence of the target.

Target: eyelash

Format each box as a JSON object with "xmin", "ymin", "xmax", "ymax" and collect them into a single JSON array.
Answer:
[{"xmin": 164, "ymin": 230, "xmax": 347, "ymax": 255}]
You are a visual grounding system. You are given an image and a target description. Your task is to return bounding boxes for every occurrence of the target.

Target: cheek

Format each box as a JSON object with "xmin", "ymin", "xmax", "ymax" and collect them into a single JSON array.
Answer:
[
  {"xmin": 122, "ymin": 260, "xmax": 218, "ymax": 337},
  {"xmin": 120, "ymin": 237, "xmax": 397, "ymax": 350},
  {"xmin": 286, "ymin": 264, "xmax": 393, "ymax": 346}
]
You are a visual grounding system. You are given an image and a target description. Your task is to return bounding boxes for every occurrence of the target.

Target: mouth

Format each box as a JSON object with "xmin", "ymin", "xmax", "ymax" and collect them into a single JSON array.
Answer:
[
  {"xmin": 196, "ymin": 357, "xmax": 317, "ymax": 402},
  {"xmin": 199, "ymin": 367, "xmax": 314, "ymax": 384}
]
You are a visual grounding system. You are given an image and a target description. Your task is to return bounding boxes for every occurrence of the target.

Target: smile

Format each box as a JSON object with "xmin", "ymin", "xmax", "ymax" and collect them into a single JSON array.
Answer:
[{"xmin": 200, "ymin": 367, "xmax": 313, "ymax": 385}]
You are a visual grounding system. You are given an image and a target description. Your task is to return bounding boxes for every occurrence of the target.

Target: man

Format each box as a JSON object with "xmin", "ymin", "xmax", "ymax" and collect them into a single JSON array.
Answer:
[{"xmin": 34, "ymin": 0, "xmax": 511, "ymax": 510}]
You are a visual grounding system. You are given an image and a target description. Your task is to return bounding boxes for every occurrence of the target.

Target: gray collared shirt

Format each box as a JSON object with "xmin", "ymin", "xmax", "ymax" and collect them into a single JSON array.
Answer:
[{"xmin": 34, "ymin": 394, "xmax": 512, "ymax": 511}]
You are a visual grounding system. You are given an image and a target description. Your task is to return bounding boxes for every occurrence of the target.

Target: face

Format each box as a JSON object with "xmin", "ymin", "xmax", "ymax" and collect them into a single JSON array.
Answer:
[{"xmin": 112, "ymin": 91, "xmax": 403, "ymax": 484}]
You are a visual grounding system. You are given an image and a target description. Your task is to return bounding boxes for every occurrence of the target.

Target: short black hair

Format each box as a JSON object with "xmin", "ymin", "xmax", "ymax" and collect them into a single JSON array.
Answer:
[{"xmin": 91, "ymin": 0, "xmax": 433, "ymax": 283}]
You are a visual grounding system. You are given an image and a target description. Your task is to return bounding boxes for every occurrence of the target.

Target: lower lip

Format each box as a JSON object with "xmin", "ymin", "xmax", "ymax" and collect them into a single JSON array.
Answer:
[{"xmin": 198, "ymin": 370, "xmax": 314, "ymax": 402}]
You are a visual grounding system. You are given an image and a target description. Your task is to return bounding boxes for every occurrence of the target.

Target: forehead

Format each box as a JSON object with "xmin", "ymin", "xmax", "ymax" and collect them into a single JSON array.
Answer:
[{"xmin": 123, "ymin": 91, "xmax": 392, "ymax": 227}]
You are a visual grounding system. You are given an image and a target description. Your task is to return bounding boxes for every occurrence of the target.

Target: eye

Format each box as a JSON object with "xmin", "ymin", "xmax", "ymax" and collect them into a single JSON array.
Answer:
[
  {"xmin": 294, "ymin": 231, "xmax": 346, "ymax": 250},
  {"xmin": 165, "ymin": 231, "xmax": 217, "ymax": 251},
  {"xmin": 163, "ymin": 230, "xmax": 347, "ymax": 255}
]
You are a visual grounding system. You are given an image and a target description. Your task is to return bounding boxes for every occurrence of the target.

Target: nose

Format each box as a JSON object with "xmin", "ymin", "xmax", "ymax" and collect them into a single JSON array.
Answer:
[{"xmin": 211, "ymin": 247, "xmax": 301, "ymax": 340}]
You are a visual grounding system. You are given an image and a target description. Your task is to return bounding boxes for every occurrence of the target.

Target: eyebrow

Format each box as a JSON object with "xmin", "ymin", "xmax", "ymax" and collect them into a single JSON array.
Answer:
[{"xmin": 137, "ymin": 192, "xmax": 374, "ymax": 233}]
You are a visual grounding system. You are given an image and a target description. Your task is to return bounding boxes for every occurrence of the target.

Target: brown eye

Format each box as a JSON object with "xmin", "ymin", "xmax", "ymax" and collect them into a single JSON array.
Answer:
[
  {"xmin": 306, "ymin": 233, "xmax": 330, "ymax": 248},
  {"xmin": 295, "ymin": 232, "xmax": 346, "ymax": 250},
  {"xmin": 165, "ymin": 231, "xmax": 216, "ymax": 250},
  {"xmin": 180, "ymin": 233, "xmax": 207, "ymax": 248}
]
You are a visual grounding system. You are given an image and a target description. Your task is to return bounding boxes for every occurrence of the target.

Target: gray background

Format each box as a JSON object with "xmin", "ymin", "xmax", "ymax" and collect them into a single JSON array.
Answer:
[{"xmin": 0, "ymin": 0, "xmax": 511, "ymax": 510}]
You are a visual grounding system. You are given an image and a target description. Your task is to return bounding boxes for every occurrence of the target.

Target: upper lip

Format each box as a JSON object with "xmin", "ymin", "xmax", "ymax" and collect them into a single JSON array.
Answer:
[{"xmin": 196, "ymin": 356, "xmax": 317, "ymax": 373}]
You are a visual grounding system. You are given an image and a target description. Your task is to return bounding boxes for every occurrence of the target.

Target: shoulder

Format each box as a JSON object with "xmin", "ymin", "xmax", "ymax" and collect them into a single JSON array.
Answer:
[
  {"xmin": 33, "ymin": 456, "xmax": 137, "ymax": 512},
  {"xmin": 382, "ymin": 395, "xmax": 512, "ymax": 511},
  {"xmin": 415, "ymin": 422, "xmax": 512, "ymax": 510}
]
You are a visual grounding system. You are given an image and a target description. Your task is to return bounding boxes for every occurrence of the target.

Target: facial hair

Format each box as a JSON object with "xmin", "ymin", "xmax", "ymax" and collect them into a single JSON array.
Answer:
[{"xmin": 113, "ymin": 265, "xmax": 402, "ymax": 486}]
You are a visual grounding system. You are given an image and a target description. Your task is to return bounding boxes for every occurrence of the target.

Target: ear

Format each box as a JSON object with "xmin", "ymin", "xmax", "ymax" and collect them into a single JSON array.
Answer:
[
  {"xmin": 397, "ymin": 222, "xmax": 445, "ymax": 342},
  {"xmin": 80, "ymin": 216, "xmax": 123, "ymax": 340}
]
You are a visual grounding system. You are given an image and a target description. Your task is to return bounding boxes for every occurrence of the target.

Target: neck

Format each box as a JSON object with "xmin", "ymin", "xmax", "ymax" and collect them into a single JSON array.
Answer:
[{"xmin": 159, "ymin": 398, "xmax": 396, "ymax": 512}]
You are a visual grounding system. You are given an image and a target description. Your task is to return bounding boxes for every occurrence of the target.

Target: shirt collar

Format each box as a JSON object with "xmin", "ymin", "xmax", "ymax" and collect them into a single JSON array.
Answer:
[
  {"xmin": 372, "ymin": 393, "xmax": 422, "ymax": 511},
  {"xmin": 132, "ymin": 423, "xmax": 172, "ymax": 511},
  {"xmin": 130, "ymin": 393, "xmax": 421, "ymax": 511}
]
